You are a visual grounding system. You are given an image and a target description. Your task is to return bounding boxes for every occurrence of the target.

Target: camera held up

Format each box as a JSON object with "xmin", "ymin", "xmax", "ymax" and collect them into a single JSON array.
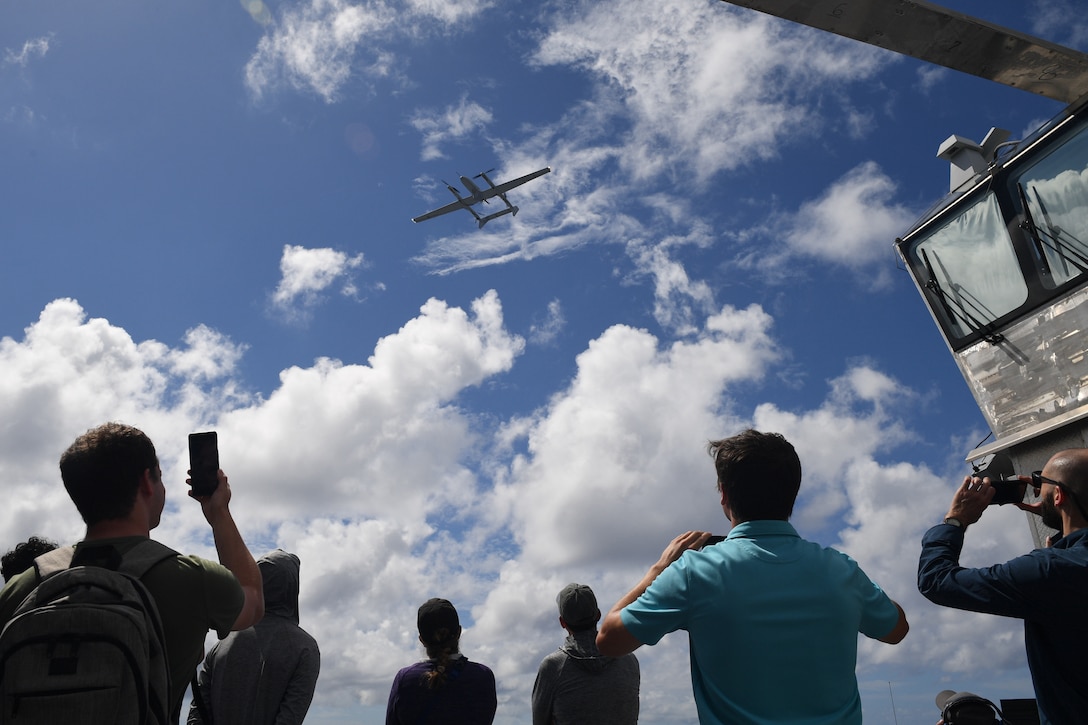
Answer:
[{"xmin": 970, "ymin": 452, "xmax": 1027, "ymax": 506}]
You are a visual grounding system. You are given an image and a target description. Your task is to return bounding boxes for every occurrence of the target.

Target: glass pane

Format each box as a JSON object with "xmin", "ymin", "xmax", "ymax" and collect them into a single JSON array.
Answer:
[
  {"xmin": 1016, "ymin": 124, "xmax": 1088, "ymax": 289},
  {"xmin": 908, "ymin": 193, "xmax": 1027, "ymax": 340}
]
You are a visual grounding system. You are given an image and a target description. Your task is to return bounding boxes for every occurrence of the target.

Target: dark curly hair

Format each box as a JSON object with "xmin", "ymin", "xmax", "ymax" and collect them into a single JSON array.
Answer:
[{"xmin": 1, "ymin": 536, "xmax": 59, "ymax": 581}]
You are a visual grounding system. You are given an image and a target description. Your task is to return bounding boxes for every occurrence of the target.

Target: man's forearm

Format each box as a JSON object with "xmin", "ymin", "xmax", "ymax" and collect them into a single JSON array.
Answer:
[
  {"xmin": 208, "ymin": 507, "xmax": 264, "ymax": 628},
  {"xmin": 597, "ymin": 563, "xmax": 667, "ymax": 656},
  {"xmin": 599, "ymin": 531, "xmax": 708, "ymax": 656},
  {"xmin": 917, "ymin": 522, "xmax": 1037, "ymax": 618},
  {"xmin": 917, "ymin": 523, "xmax": 966, "ymax": 603},
  {"xmin": 878, "ymin": 601, "xmax": 909, "ymax": 644},
  {"xmin": 613, "ymin": 564, "xmax": 667, "ymax": 615}
]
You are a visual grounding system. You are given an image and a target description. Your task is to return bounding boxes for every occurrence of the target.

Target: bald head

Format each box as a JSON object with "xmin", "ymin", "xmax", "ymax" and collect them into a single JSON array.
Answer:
[
  {"xmin": 1041, "ymin": 449, "xmax": 1088, "ymax": 532},
  {"xmin": 1046, "ymin": 449, "xmax": 1088, "ymax": 497}
]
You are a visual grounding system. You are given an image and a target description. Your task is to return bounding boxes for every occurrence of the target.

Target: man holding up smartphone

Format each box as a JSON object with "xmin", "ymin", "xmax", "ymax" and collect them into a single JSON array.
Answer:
[
  {"xmin": 597, "ymin": 430, "xmax": 908, "ymax": 724},
  {"xmin": 0, "ymin": 422, "xmax": 265, "ymax": 723}
]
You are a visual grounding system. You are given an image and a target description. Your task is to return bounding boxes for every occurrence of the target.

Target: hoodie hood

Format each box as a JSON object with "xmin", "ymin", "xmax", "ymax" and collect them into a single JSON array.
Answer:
[
  {"xmin": 259, "ymin": 549, "xmax": 301, "ymax": 623},
  {"xmin": 559, "ymin": 630, "xmax": 616, "ymax": 673}
]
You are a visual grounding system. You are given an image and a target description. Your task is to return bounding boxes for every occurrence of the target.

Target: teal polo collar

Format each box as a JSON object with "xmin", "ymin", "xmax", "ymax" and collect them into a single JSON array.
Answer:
[{"xmin": 727, "ymin": 520, "xmax": 799, "ymax": 540}]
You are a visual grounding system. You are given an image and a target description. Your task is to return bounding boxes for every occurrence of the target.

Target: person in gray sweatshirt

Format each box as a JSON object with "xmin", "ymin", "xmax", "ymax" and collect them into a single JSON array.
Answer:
[
  {"xmin": 532, "ymin": 583, "xmax": 639, "ymax": 725},
  {"xmin": 188, "ymin": 549, "xmax": 321, "ymax": 725}
]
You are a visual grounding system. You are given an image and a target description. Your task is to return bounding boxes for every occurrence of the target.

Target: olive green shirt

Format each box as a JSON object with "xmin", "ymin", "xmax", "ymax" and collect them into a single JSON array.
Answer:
[{"xmin": 0, "ymin": 536, "xmax": 244, "ymax": 723}]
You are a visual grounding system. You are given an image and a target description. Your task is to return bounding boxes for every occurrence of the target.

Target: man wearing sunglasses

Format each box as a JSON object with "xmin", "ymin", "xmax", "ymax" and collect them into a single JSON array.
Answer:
[{"xmin": 918, "ymin": 449, "xmax": 1088, "ymax": 724}]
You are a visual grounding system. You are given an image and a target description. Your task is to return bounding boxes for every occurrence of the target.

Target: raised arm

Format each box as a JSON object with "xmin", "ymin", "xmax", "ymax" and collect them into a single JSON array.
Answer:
[
  {"xmin": 597, "ymin": 531, "xmax": 710, "ymax": 656},
  {"xmin": 192, "ymin": 469, "xmax": 265, "ymax": 630}
]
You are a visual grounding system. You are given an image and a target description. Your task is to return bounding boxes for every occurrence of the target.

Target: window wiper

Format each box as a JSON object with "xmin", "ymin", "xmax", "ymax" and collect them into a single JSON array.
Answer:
[
  {"xmin": 920, "ymin": 248, "xmax": 1005, "ymax": 344},
  {"xmin": 1017, "ymin": 182, "xmax": 1051, "ymax": 276},
  {"xmin": 1029, "ymin": 184, "xmax": 1088, "ymax": 276}
]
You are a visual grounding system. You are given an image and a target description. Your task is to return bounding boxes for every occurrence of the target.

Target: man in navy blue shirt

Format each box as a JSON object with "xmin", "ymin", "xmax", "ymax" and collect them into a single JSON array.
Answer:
[{"xmin": 918, "ymin": 448, "xmax": 1088, "ymax": 724}]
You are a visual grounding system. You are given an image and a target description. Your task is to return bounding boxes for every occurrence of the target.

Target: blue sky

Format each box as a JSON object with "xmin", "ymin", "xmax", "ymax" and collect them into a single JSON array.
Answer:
[{"xmin": 3, "ymin": 0, "xmax": 1085, "ymax": 722}]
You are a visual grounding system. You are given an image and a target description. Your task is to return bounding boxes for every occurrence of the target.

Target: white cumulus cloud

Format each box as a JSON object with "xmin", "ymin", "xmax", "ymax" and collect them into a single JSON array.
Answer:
[
  {"xmin": 0, "ymin": 293, "xmax": 1042, "ymax": 722},
  {"xmin": 271, "ymin": 244, "xmax": 366, "ymax": 321},
  {"xmin": 785, "ymin": 162, "xmax": 915, "ymax": 265}
]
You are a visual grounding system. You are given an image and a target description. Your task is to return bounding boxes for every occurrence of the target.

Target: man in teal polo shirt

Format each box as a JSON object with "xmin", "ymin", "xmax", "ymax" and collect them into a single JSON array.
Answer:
[{"xmin": 597, "ymin": 429, "xmax": 909, "ymax": 724}]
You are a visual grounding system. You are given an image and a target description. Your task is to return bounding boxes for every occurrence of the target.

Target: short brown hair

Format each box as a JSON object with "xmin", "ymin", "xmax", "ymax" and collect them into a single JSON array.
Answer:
[
  {"xmin": 708, "ymin": 429, "xmax": 801, "ymax": 522},
  {"xmin": 59, "ymin": 423, "xmax": 158, "ymax": 525}
]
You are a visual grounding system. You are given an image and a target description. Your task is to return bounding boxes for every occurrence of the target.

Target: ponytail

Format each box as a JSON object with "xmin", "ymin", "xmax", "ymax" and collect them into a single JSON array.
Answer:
[{"xmin": 422, "ymin": 627, "xmax": 459, "ymax": 690}]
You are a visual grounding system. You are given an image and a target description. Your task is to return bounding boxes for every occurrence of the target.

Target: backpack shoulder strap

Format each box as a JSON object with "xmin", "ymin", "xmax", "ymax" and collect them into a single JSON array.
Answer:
[
  {"xmin": 118, "ymin": 539, "xmax": 180, "ymax": 579},
  {"xmin": 33, "ymin": 540, "xmax": 178, "ymax": 581}
]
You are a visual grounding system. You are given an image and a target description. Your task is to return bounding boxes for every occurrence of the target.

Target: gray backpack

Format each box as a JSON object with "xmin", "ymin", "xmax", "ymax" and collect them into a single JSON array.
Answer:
[{"xmin": 0, "ymin": 540, "xmax": 178, "ymax": 725}]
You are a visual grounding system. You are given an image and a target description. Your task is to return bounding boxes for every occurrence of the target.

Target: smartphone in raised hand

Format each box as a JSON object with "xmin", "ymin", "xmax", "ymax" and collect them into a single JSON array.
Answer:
[{"xmin": 188, "ymin": 431, "xmax": 219, "ymax": 497}]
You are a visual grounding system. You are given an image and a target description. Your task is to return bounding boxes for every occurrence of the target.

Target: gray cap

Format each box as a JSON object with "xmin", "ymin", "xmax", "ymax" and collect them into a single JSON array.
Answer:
[{"xmin": 556, "ymin": 583, "xmax": 599, "ymax": 628}]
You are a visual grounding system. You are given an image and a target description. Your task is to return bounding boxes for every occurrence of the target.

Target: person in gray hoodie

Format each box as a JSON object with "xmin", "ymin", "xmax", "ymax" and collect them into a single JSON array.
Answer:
[
  {"xmin": 188, "ymin": 549, "xmax": 321, "ymax": 725},
  {"xmin": 532, "ymin": 583, "xmax": 639, "ymax": 725}
]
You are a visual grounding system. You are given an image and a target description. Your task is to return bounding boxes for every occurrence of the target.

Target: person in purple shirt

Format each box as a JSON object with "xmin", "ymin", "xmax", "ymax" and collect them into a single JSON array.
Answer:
[{"xmin": 386, "ymin": 598, "xmax": 496, "ymax": 725}]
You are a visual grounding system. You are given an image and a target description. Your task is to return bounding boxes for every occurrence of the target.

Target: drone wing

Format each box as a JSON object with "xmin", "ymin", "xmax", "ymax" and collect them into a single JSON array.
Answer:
[
  {"xmin": 411, "ymin": 199, "xmax": 466, "ymax": 223},
  {"xmin": 478, "ymin": 167, "xmax": 551, "ymax": 200}
]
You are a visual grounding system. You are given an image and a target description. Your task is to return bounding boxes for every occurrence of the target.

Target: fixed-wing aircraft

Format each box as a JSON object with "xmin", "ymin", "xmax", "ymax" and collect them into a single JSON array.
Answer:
[{"xmin": 411, "ymin": 166, "xmax": 551, "ymax": 228}]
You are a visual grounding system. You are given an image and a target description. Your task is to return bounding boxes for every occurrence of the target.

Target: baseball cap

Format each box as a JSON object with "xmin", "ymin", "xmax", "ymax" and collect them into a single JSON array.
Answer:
[
  {"xmin": 417, "ymin": 598, "xmax": 460, "ymax": 645},
  {"xmin": 556, "ymin": 583, "xmax": 599, "ymax": 628}
]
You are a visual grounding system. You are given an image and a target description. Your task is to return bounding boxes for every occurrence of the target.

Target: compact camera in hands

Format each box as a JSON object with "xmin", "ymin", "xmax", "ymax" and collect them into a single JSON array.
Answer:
[{"xmin": 970, "ymin": 452, "xmax": 1026, "ymax": 506}]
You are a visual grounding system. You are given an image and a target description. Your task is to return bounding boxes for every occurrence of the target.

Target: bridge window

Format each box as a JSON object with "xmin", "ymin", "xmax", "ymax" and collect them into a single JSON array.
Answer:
[
  {"xmin": 908, "ymin": 192, "xmax": 1028, "ymax": 340},
  {"xmin": 1014, "ymin": 123, "xmax": 1088, "ymax": 290}
]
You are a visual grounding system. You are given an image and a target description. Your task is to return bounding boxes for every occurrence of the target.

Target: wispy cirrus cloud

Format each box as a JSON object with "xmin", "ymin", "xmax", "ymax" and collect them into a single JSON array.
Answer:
[
  {"xmin": 245, "ymin": 0, "xmax": 397, "ymax": 102},
  {"xmin": 528, "ymin": 299, "xmax": 565, "ymax": 346},
  {"xmin": 244, "ymin": 0, "xmax": 495, "ymax": 102},
  {"xmin": 411, "ymin": 0, "xmax": 908, "ymax": 305},
  {"xmin": 1030, "ymin": 0, "xmax": 1088, "ymax": 50},
  {"xmin": 410, "ymin": 96, "xmax": 494, "ymax": 161},
  {"xmin": 532, "ymin": 0, "xmax": 891, "ymax": 184},
  {"xmin": 3, "ymin": 36, "xmax": 51, "ymax": 69}
]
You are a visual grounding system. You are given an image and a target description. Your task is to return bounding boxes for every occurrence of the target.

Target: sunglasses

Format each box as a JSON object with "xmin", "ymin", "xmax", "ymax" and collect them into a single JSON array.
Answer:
[
  {"xmin": 1031, "ymin": 471, "xmax": 1064, "ymax": 493},
  {"xmin": 1031, "ymin": 471, "xmax": 1088, "ymax": 523}
]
